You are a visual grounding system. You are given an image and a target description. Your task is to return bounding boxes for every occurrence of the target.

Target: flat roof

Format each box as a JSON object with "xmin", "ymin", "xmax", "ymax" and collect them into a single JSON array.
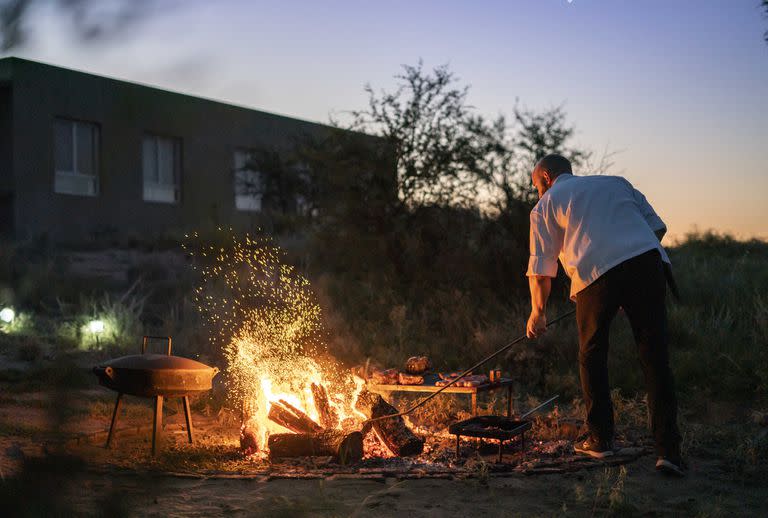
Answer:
[{"xmin": 0, "ymin": 56, "xmax": 334, "ymax": 131}]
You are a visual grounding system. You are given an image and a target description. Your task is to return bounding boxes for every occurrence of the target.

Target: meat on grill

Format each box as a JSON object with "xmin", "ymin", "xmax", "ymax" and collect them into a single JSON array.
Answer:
[
  {"xmin": 404, "ymin": 356, "xmax": 431, "ymax": 374},
  {"xmin": 370, "ymin": 368, "xmax": 399, "ymax": 385},
  {"xmin": 397, "ymin": 372, "xmax": 424, "ymax": 385}
]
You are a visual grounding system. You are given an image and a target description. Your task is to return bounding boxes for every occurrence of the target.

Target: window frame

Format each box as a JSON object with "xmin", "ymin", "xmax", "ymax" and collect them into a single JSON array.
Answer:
[
  {"xmin": 53, "ymin": 117, "xmax": 101, "ymax": 197},
  {"xmin": 233, "ymin": 148, "xmax": 263, "ymax": 212},
  {"xmin": 142, "ymin": 133, "xmax": 182, "ymax": 204}
]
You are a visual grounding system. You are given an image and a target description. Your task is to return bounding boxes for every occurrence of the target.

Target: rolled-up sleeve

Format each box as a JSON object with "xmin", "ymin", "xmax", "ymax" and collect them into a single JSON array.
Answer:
[
  {"xmin": 631, "ymin": 185, "xmax": 666, "ymax": 232},
  {"xmin": 526, "ymin": 204, "xmax": 563, "ymax": 278}
]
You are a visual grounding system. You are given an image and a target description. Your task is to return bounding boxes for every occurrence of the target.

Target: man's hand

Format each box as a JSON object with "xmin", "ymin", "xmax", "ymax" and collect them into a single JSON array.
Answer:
[
  {"xmin": 527, "ymin": 275, "xmax": 552, "ymax": 338},
  {"xmin": 527, "ymin": 310, "xmax": 547, "ymax": 339}
]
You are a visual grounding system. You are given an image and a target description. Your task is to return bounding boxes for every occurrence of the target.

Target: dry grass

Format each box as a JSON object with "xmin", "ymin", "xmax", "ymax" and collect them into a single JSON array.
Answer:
[{"xmin": 570, "ymin": 465, "xmax": 632, "ymax": 516}]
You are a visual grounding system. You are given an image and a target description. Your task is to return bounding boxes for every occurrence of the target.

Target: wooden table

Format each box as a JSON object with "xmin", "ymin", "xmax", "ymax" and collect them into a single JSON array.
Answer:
[{"xmin": 367, "ymin": 373, "xmax": 515, "ymax": 416}]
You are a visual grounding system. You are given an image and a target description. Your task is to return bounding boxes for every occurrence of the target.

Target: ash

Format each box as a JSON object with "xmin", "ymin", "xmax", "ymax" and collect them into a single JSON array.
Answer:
[{"xmin": 265, "ymin": 423, "xmax": 649, "ymax": 479}]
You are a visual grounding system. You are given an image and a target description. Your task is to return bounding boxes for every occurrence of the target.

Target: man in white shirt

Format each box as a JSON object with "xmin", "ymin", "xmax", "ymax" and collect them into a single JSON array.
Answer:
[{"xmin": 525, "ymin": 154, "xmax": 682, "ymax": 476}]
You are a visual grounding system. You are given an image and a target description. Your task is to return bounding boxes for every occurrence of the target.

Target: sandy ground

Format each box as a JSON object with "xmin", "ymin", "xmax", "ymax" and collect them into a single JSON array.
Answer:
[
  {"xmin": 5, "ymin": 455, "xmax": 765, "ymax": 517},
  {"xmin": 1, "ymin": 386, "xmax": 766, "ymax": 516}
]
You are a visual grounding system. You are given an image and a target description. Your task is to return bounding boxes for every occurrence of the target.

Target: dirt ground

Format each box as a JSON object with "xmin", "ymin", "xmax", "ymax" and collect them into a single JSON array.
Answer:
[
  {"xmin": 1, "ymin": 383, "xmax": 767, "ymax": 516},
  {"xmin": 3, "ymin": 452, "xmax": 765, "ymax": 517}
]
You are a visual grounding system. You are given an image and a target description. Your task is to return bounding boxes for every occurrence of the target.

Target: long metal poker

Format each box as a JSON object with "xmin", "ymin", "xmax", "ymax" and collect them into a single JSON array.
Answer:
[
  {"xmin": 520, "ymin": 395, "xmax": 560, "ymax": 419},
  {"xmin": 362, "ymin": 309, "xmax": 576, "ymax": 426}
]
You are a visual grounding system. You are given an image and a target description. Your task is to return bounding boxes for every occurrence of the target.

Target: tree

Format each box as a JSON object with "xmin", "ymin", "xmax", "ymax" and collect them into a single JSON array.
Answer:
[
  {"xmin": 0, "ymin": 0, "xmax": 160, "ymax": 51},
  {"xmin": 488, "ymin": 105, "xmax": 591, "ymax": 207},
  {"xmin": 292, "ymin": 129, "xmax": 396, "ymax": 226},
  {"xmin": 344, "ymin": 61, "xmax": 502, "ymax": 208},
  {"xmin": 236, "ymin": 147, "xmax": 316, "ymax": 220},
  {"xmin": 764, "ymin": 0, "xmax": 768, "ymax": 43},
  {"xmin": 343, "ymin": 61, "xmax": 600, "ymax": 213}
]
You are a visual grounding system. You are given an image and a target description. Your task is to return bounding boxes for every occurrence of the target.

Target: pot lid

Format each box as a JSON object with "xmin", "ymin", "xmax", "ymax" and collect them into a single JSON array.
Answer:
[{"xmin": 97, "ymin": 354, "xmax": 216, "ymax": 371}]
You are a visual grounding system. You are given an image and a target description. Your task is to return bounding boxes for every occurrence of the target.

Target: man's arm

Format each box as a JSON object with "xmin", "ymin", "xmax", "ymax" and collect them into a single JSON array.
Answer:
[
  {"xmin": 527, "ymin": 275, "xmax": 551, "ymax": 338},
  {"xmin": 526, "ymin": 203, "xmax": 561, "ymax": 339}
]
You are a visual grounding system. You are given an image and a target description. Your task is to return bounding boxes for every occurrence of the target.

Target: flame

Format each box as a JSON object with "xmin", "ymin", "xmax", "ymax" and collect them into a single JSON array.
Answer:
[{"xmin": 186, "ymin": 230, "xmax": 367, "ymax": 456}]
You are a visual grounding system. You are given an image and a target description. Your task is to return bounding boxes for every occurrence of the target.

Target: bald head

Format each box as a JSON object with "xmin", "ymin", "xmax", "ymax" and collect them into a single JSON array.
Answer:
[{"xmin": 531, "ymin": 154, "xmax": 572, "ymax": 199}]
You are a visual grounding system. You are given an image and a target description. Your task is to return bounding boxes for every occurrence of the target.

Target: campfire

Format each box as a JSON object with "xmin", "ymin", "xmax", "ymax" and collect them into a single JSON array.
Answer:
[{"xmin": 186, "ymin": 231, "xmax": 425, "ymax": 463}]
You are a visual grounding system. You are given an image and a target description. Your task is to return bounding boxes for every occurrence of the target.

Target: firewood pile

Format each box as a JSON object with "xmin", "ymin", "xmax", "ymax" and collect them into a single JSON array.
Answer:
[
  {"xmin": 242, "ymin": 379, "xmax": 426, "ymax": 463},
  {"xmin": 263, "ymin": 383, "xmax": 364, "ymax": 464}
]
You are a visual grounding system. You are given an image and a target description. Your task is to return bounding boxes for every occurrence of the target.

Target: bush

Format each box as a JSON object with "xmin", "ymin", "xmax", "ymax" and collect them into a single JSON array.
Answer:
[
  {"xmin": 0, "ymin": 311, "xmax": 34, "ymax": 336},
  {"xmin": 664, "ymin": 231, "xmax": 768, "ymax": 399}
]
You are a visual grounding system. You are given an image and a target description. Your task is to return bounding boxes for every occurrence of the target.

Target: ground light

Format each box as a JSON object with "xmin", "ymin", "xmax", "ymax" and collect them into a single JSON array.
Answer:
[
  {"xmin": 89, "ymin": 319, "xmax": 105, "ymax": 333},
  {"xmin": 89, "ymin": 319, "xmax": 105, "ymax": 347},
  {"xmin": 0, "ymin": 307, "xmax": 15, "ymax": 324}
]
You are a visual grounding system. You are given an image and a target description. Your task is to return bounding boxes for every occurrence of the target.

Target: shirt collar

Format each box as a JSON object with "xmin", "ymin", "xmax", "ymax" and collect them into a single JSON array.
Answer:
[{"xmin": 552, "ymin": 173, "xmax": 573, "ymax": 185}]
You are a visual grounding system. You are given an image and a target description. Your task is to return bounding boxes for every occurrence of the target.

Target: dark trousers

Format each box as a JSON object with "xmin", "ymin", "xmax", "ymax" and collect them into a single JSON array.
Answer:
[{"xmin": 576, "ymin": 249, "xmax": 681, "ymax": 458}]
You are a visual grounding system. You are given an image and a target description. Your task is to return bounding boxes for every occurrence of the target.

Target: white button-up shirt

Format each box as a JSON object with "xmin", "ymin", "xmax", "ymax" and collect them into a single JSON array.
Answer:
[{"xmin": 526, "ymin": 173, "xmax": 670, "ymax": 299}]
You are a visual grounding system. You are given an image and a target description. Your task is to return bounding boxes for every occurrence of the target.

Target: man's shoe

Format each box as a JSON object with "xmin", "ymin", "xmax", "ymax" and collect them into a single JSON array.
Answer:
[
  {"xmin": 655, "ymin": 457, "xmax": 685, "ymax": 477},
  {"xmin": 574, "ymin": 436, "xmax": 615, "ymax": 459}
]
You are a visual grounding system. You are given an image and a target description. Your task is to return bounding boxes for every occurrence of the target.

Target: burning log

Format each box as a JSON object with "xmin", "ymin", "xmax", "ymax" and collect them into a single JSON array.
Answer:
[
  {"xmin": 355, "ymin": 388, "xmax": 424, "ymax": 456},
  {"xmin": 268, "ymin": 399, "xmax": 324, "ymax": 434},
  {"xmin": 240, "ymin": 423, "xmax": 259, "ymax": 456},
  {"xmin": 310, "ymin": 383, "xmax": 339, "ymax": 429},
  {"xmin": 268, "ymin": 430, "xmax": 364, "ymax": 464}
]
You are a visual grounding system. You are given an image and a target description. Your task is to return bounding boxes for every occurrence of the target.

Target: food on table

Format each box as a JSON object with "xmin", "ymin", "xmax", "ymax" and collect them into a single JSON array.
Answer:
[
  {"xmin": 436, "ymin": 374, "xmax": 489, "ymax": 387},
  {"xmin": 465, "ymin": 374, "xmax": 489, "ymax": 385},
  {"xmin": 404, "ymin": 356, "xmax": 432, "ymax": 374},
  {"xmin": 398, "ymin": 372, "xmax": 424, "ymax": 385},
  {"xmin": 370, "ymin": 368, "xmax": 399, "ymax": 385},
  {"xmin": 368, "ymin": 366, "xmax": 491, "ymax": 387}
]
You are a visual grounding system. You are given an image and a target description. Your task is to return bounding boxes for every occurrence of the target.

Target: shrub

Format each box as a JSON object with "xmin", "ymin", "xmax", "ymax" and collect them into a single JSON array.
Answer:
[{"xmin": 0, "ymin": 311, "xmax": 34, "ymax": 336}]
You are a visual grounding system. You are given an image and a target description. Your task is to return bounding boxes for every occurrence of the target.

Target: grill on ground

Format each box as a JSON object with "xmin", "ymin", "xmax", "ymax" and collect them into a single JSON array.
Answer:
[
  {"xmin": 449, "ymin": 416, "xmax": 531, "ymax": 463},
  {"xmin": 93, "ymin": 336, "xmax": 218, "ymax": 455}
]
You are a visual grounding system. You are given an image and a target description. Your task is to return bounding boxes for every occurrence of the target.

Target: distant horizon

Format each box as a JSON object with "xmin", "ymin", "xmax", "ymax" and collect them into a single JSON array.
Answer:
[{"xmin": 2, "ymin": 0, "xmax": 766, "ymax": 241}]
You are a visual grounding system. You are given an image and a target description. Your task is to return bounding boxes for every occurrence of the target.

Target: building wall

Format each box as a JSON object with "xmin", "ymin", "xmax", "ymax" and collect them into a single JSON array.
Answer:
[
  {"xmin": 5, "ymin": 58, "xmax": 358, "ymax": 243},
  {"xmin": 0, "ymin": 85, "xmax": 13, "ymax": 237}
]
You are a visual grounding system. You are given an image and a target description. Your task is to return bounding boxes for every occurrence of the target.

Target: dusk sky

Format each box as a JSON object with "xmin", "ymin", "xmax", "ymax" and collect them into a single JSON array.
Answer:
[{"xmin": 5, "ymin": 0, "xmax": 767, "ymax": 240}]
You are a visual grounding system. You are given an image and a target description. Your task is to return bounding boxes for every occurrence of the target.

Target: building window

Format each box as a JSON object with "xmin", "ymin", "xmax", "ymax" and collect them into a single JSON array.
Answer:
[
  {"xmin": 54, "ymin": 118, "xmax": 99, "ymax": 196},
  {"xmin": 143, "ymin": 134, "xmax": 181, "ymax": 203},
  {"xmin": 233, "ymin": 149, "xmax": 262, "ymax": 212}
]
